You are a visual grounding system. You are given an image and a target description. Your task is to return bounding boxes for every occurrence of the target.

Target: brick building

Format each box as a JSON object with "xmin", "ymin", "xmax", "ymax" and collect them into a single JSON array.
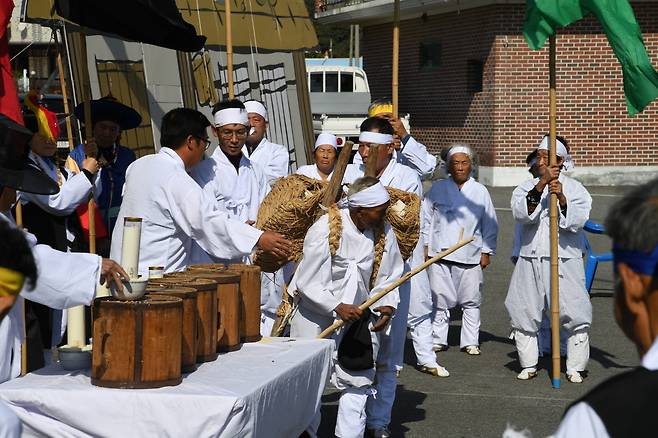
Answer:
[{"xmin": 316, "ymin": 0, "xmax": 658, "ymax": 186}]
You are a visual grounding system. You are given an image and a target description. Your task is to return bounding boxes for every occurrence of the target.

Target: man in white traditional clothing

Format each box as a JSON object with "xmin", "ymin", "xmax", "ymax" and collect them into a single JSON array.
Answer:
[
  {"xmin": 288, "ymin": 177, "xmax": 402, "ymax": 438},
  {"xmin": 505, "ymin": 135, "xmax": 592, "ymax": 383},
  {"xmin": 555, "ymin": 177, "xmax": 658, "ymax": 437},
  {"xmin": 242, "ymin": 100, "xmax": 289, "ymax": 186},
  {"xmin": 296, "ymin": 133, "xmax": 338, "ymax": 181},
  {"xmin": 344, "ymin": 118, "xmax": 443, "ymax": 438},
  {"xmin": 110, "ymin": 108, "xmax": 290, "ymax": 275},
  {"xmin": 351, "ymin": 99, "xmax": 436, "ymax": 179},
  {"xmin": 423, "ymin": 144, "xmax": 498, "ymax": 357}
]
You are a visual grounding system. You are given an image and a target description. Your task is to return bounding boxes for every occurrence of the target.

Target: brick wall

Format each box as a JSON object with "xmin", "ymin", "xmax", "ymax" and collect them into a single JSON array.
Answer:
[{"xmin": 361, "ymin": 2, "xmax": 658, "ymax": 168}]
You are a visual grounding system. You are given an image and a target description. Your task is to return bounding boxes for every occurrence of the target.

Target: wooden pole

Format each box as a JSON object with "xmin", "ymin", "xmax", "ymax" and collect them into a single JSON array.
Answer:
[
  {"xmin": 319, "ymin": 237, "xmax": 475, "ymax": 339},
  {"xmin": 15, "ymin": 204, "xmax": 28, "ymax": 375},
  {"xmin": 321, "ymin": 140, "xmax": 353, "ymax": 207},
  {"xmin": 226, "ymin": 0, "xmax": 234, "ymax": 99},
  {"xmin": 364, "ymin": 144, "xmax": 380, "ymax": 177},
  {"xmin": 548, "ymin": 34, "xmax": 561, "ymax": 389},
  {"xmin": 392, "ymin": 0, "xmax": 400, "ymax": 118}
]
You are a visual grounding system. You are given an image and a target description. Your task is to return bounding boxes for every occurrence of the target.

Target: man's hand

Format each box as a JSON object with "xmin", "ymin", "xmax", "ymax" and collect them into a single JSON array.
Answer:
[
  {"xmin": 257, "ymin": 231, "xmax": 292, "ymax": 259},
  {"xmin": 100, "ymin": 259, "xmax": 128, "ymax": 291},
  {"xmin": 83, "ymin": 139, "xmax": 98, "ymax": 159},
  {"xmin": 82, "ymin": 157, "xmax": 99, "ymax": 174},
  {"xmin": 549, "ymin": 180, "xmax": 567, "ymax": 208},
  {"xmin": 371, "ymin": 306, "xmax": 395, "ymax": 332},
  {"xmin": 480, "ymin": 253, "xmax": 491, "ymax": 270},
  {"xmin": 378, "ymin": 114, "xmax": 408, "ymax": 139},
  {"xmin": 335, "ymin": 303, "xmax": 362, "ymax": 322}
]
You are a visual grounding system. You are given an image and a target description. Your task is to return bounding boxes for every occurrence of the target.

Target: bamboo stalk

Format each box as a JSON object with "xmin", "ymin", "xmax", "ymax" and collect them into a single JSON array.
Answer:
[
  {"xmin": 318, "ymin": 237, "xmax": 475, "ymax": 339},
  {"xmin": 364, "ymin": 144, "xmax": 380, "ymax": 178},
  {"xmin": 392, "ymin": 0, "xmax": 400, "ymax": 119},
  {"xmin": 226, "ymin": 0, "xmax": 234, "ymax": 99},
  {"xmin": 322, "ymin": 140, "xmax": 353, "ymax": 207},
  {"xmin": 548, "ymin": 34, "xmax": 560, "ymax": 389}
]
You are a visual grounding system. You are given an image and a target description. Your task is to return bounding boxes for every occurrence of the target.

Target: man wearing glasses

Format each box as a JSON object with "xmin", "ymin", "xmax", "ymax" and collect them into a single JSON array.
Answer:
[{"xmin": 110, "ymin": 108, "xmax": 290, "ymax": 274}]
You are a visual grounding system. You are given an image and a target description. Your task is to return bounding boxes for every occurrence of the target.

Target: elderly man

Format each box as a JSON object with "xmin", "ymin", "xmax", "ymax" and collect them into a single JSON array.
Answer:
[
  {"xmin": 288, "ymin": 177, "xmax": 402, "ymax": 438},
  {"xmin": 423, "ymin": 145, "xmax": 498, "ymax": 356},
  {"xmin": 110, "ymin": 108, "xmax": 290, "ymax": 275},
  {"xmin": 242, "ymin": 100, "xmax": 289, "ymax": 186},
  {"xmin": 554, "ymin": 177, "xmax": 658, "ymax": 437},
  {"xmin": 505, "ymin": 135, "xmax": 592, "ymax": 383},
  {"xmin": 344, "ymin": 118, "xmax": 442, "ymax": 438}
]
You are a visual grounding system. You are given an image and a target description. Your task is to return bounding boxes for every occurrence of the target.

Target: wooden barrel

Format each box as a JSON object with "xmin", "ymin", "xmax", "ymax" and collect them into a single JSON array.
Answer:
[
  {"xmin": 228, "ymin": 264, "xmax": 263, "ymax": 342},
  {"xmin": 147, "ymin": 287, "xmax": 198, "ymax": 373},
  {"xmin": 149, "ymin": 278, "xmax": 218, "ymax": 362},
  {"xmin": 91, "ymin": 296, "xmax": 183, "ymax": 389}
]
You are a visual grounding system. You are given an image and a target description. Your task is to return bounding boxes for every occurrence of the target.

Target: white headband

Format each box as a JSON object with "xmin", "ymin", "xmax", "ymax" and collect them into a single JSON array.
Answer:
[
  {"xmin": 244, "ymin": 101, "xmax": 268, "ymax": 121},
  {"xmin": 315, "ymin": 133, "xmax": 337, "ymax": 150},
  {"xmin": 447, "ymin": 146, "xmax": 473, "ymax": 160},
  {"xmin": 339, "ymin": 181, "xmax": 390, "ymax": 209},
  {"xmin": 214, "ymin": 108, "xmax": 249, "ymax": 127},
  {"xmin": 538, "ymin": 136, "xmax": 574, "ymax": 170},
  {"xmin": 359, "ymin": 131, "xmax": 394, "ymax": 145}
]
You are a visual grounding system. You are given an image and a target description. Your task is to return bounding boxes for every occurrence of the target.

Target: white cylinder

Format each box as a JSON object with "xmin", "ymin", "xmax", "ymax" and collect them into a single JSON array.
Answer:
[
  {"xmin": 121, "ymin": 217, "xmax": 142, "ymax": 280},
  {"xmin": 66, "ymin": 305, "xmax": 86, "ymax": 347},
  {"xmin": 148, "ymin": 266, "xmax": 164, "ymax": 279}
]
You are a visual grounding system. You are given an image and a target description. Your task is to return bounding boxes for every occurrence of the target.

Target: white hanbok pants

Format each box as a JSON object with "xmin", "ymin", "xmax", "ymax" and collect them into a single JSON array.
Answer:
[
  {"xmin": 0, "ymin": 400, "xmax": 21, "ymax": 438},
  {"xmin": 428, "ymin": 262, "xmax": 483, "ymax": 348},
  {"xmin": 505, "ymin": 257, "xmax": 591, "ymax": 372}
]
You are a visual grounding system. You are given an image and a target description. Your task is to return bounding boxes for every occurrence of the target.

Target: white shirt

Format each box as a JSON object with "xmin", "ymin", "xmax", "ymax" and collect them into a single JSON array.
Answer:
[
  {"xmin": 352, "ymin": 135, "xmax": 437, "ymax": 179},
  {"xmin": 110, "ymin": 148, "xmax": 263, "ymax": 274},
  {"xmin": 511, "ymin": 174, "xmax": 591, "ymax": 259},
  {"xmin": 288, "ymin": 208, "xmax": 402, "ymax": 316},
  {"xmin": 0, "ymin": 212, "xmax": 100, "ymax": 384},
  {"xmin": 296, "ymin": 164, "xmax": 333, "ymax": 181},
  {"xmin": 422, "ymin": 177, "xmax": 498, "ymax": 265},
  {"xmin": 343, "ymin": 158, "xmax": 422, "ymax": 197},
  {"xmin": 242, "ymin": 138, "xmax": 289, "ymax": 186}
]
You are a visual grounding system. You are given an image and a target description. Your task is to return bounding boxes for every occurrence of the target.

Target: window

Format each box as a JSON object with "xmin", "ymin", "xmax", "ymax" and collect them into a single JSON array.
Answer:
[
  {"xmin": 467, "ymin": 60, "xmax": 484, "ymax": 93},
  {"xmin": 310, "ymin": 72, "xmax": 323, "ymax": 92},
  {"xmin": 419, "ymin": 42, "xmax": 441, "ymax": 70},
  {"xmin": 340, "ymin": 72, "xmax": 354, "ymax": 92},
  {"xmin": 325, "ymin": 72, "xmax": 339, "ymax": 92}
]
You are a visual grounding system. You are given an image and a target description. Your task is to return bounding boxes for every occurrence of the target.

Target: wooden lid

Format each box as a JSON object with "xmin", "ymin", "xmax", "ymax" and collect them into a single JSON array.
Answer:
[
  {"xmin": 228, "ymin": 264, "xmax": 261, "ymax": 274},
  {"xmin": 191, "ymin": 270, "xmax": 240, "ymax": 284},
  {"xmin": 93, "ymin": 295, "xmax": 182, "ymax": 308},
  {"xmin": 148, "ymin": 287, "xmax": 197, "ymax": 299},
  {"xmin": 186, "ymin": 263, "xmax": 226, "ymax": 272},
  {"xmin": 148, "ymin": 277, "xmax": 217, "ymax": 291}
]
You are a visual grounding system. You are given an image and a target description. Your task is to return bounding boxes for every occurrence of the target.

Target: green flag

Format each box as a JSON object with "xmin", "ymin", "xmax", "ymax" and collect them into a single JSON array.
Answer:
[{"xmin": 524, "ymin": 0, "xmax": 658, "ymax": 116}]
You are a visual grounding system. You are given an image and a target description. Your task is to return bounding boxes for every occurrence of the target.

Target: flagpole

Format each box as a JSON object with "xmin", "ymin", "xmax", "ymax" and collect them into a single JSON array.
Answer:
[
  {"xmin": 548, "ymin": 34, "xmax": 561, "ymax": 389},
  {"xmin": 226, "ymin": 0, "xmax": 234, "ymax": 99},
  {"xmin": 392, "ymin": 0, "xmax": 400, "ymax": 118}
]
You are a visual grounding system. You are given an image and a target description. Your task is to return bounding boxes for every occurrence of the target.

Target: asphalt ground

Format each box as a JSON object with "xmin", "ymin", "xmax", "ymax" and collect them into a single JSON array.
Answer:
[{"xmin": 317, "ymin": 185, "xmax": 636, "ymax": 438}]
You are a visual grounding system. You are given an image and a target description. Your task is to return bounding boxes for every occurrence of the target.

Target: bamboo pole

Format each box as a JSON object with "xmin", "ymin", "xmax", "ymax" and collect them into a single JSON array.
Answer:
[
  {"xmin": 226, "ymin": 0, "xmax": 234, "ymax": 99},
  {"xmin": 319, "ymin": 237, "xmax": 475, "ymax": 339},
  {"xmin": 15, "ymin": 204, "xmax": 28, "ymax": 375},
  {"xmin": 392, "ymin": 0, "xmax": 400, "ymax": 119},
  {"xmin": 364, "ymin": 144, "xmax": 380, "ymax": 177},
  {"xmin": 548, "ymin": 35, "xmax": 560, "ymax": 389},
  {"xmin": 321, "ymin": 140, "xmax": 353, "ymax": 207},
  {"xmin": 54, "ymin": 29, "xmax": 75, "ymax": 152}
]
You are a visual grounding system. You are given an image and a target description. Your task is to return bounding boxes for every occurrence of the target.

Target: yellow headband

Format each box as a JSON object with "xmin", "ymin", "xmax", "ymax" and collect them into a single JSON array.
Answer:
[
  {"xmin": 368, "ymin": 104, "xmax": 394, "ymax": 117},
  {"xmin": 0, "ymin": 266, "xmax": 25, "ymax": 298}
]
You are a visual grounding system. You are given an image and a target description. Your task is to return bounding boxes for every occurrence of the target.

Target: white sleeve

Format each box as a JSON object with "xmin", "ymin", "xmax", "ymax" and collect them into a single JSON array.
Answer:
[
  {"xmin": 559, "ymin": 182, "xmax": 592, "ymax": 233},
  {"xmin": 0, "ymin": 400, "xmax": 21, "ymax": 438},
  {"xmin": 399, "ymin": 136, "xmax": 437, "ymax": 178},
  {"xmin": 19, "ymin": 171, "xmax": 92, "ymax": 216},
  {"xmin": 554, "ymin": 402, "xmax": 610, "ymax": 438},
  {"xmin": 165, "ymin": 177, "xmax": 263, "ymax": 260},
  {"xmin": 25, "ymin": 245, "xmax": 100, "ymax": 309},
  {"xmin": 368, "ymin": 225, "xmax": 403, "ymax": 310},
  {"xmin": 421, "ymin": 194, "xmax": 433, "ymax": 248},
  {"xmin": 263, "ymin": 145, "xmax": 289, "ymax": 186},
  {"xmin": 481, "ymin": 190, "xmax": 498, "ymax": 255},
  {"xmin": 511, "ymin": 182, "xmax": 541, "ymax": 224}
]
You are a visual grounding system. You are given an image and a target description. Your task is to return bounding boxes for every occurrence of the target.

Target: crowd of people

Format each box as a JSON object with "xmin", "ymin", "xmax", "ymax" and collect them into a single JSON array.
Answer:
[{"xmin": 0, "ymin": 92, "xmax": 655, "ymax": 438}]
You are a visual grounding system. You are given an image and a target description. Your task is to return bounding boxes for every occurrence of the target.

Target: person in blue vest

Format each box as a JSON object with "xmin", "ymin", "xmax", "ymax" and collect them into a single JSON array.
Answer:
[{"xmin": 69, "ymin": 96, "xmax": 141, "ymax": 236}]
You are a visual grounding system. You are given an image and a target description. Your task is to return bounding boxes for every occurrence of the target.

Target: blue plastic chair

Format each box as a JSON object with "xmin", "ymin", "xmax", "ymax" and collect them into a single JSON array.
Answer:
[{"xmin": 583, "ymin": 220, "xmax": 613, "ymax": 293}]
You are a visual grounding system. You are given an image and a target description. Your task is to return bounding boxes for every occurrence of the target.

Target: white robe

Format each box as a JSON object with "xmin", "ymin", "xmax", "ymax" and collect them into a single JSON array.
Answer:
[
  {"xmin": 296, "ymin": 164, "xmax": 333, "ymax": 181},
  {"xmin": 242, "ymin": 138, "xmax": 289, "ymax": 186},
  {"xmin": 0, "ymin": 400, "xmax": 21, "ymax": 438},
  {"xmin": 0, "ymin": 212, "xmax": 100, "ymax": 384},
  {"xmin": 110, "ymin": 148, "xmax": 263, "ymax": 274},
  {"xmin": 352, "ymin": 135, "xmax": 437, "ymax": 179}
]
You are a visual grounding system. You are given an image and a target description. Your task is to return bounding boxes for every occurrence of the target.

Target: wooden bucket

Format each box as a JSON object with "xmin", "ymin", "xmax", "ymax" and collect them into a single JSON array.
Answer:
[
  {"xmin": 91, "ymin": 296, "xmax": 183, "ymax": 389},
  {"xmin": 228, "ymin": 264, "xmax": 262, "ymax": 342},
  {"xmin": 147, "ymin": 287, "xmax": 198, "ymax": 373},
  {"xmin": 149, "ymin": 277, "xmax": 218, "ymax": 362}
]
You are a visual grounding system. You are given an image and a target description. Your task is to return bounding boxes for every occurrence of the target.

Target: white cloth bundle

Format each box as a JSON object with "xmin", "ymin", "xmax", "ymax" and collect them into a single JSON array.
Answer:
[
  {"xmin": 339, "ymin": 181, "xmax": 390, "ymax": 209},
  {"xmin": 214, "ymin": 108, "xmax": 249, "ymax": 127},
  {"xmin": 315, "ymin": 133, "xmax": 338, "ymax": 150},
  {"xmin": 538, "ymin": 136, "xmax": 574, "ymax": 170},
  {"xmin": 358, "ymin": 131, "xmax": 393, "ymax": 145}
]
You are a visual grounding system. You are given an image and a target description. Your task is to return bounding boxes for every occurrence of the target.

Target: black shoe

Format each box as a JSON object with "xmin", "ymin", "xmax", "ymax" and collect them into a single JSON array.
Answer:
[{"xmin": 367, "ymin": 427, "xmax": 391, "ymax": 438}]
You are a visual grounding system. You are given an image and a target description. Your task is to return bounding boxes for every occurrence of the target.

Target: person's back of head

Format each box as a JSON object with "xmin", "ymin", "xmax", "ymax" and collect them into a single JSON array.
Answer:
[
  {"xmin": 0, "ymin": 220, "xmax": 37, "ymax": 321},
  {"xmin": 161, "ymin": 108, "xmax": 210, "ymax": 150}
]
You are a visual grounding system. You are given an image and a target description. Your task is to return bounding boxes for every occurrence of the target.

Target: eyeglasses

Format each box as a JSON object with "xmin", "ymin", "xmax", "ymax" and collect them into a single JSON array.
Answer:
[
  {"xmin": 193, "ymin": 135, "xmax": 212, "ymax": 150},
  {"xmin": 218, "ymin": 129, "xmax": 248, "ymax": 140}
]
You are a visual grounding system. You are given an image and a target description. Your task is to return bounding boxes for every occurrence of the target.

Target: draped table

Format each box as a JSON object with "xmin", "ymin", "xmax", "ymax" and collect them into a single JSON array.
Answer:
[{"xmin": 0, "ymin": 338, "xmax": 334, "ymax": 438}]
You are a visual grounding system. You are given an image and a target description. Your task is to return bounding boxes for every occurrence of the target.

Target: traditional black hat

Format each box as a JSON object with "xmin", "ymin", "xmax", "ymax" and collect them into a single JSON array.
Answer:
[
  {"xmin": 0, "ymin": 114, "xmax": 59, "ymax": 195},
  {"xmin": 73, "ymin": 95, "xmax": 142, "ymax": 130}
]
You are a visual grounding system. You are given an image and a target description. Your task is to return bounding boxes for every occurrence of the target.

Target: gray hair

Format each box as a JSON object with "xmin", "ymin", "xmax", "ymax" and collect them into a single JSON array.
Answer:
[
  {"xmin": 605, "ymin": 177, "xmax": 658, "ymax": 252},
  {"xmin": 347, "ymin": 176, "xmax": 380, "ymax": 197}
]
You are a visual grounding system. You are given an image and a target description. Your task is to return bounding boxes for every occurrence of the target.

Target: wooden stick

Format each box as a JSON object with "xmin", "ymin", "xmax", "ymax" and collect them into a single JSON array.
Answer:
[
  {"xmin": 226, "ymin": 0, "xmax": 234, "ymax": 99},
  {"xmin": 318, "ymin": 237, "xmax": 474, "ymax": 339},
  {"xmin": 364, "ymin": 144, "xmax": 380, "ymax": 177},
  {"xmin": 15, "ymin": 204, "xmax": 28, "ymax": 375},
  {"xmin": 321, "ymin": 140, "xmax": 353, "ymax": 207},
  {"xmin": 548, "ymin": 34, "xmax": 561, "ymax": 389},
  {"xmin": 56, "ymin": 40, "xmax": 75, "ymax": 152},
  {"xmin": 392, "ymin": 0, "xmax": 400, "ymax": 119}
]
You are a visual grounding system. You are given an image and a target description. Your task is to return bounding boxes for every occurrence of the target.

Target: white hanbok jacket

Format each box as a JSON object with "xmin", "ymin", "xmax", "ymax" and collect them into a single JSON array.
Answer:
[
  {"xmin": 511, "ymin": 174, "xmax": 591, "ymax": 259},
  {"xmin": 0, "ymin": 212, "xmax": 100, "ymax": 384},
  {"xmin": 110, "ymin": 148, "xmax": 263, "ymax": 274},
  {"xmin": 288, "ymin": 208, "xmax": 401, "ymax": 316},
  {"xmin": 296, "ymin": 164, "xmax": 333, "ymax": 181},
  {"xmin": 242, "ymin": 138, "xmax": 289, "ymax": 186},
  {"xmin": 422, "ymin": 177, "xmax": 498, "ymax": 264}
]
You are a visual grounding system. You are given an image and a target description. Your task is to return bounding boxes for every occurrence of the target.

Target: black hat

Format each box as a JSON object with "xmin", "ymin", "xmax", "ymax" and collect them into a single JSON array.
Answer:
[
  {"xmin": 73, "ymin": 95, "xmax": 142, "ymax": 130},
  {"xmin": 0, "ymin": 114, "xmax": 59, "ymax": 195}
]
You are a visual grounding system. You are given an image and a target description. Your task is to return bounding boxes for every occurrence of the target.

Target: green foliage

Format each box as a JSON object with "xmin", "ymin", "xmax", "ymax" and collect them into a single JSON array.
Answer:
[{"xmin": 304, "ymin": 0, "xmax": 352, "ymax": 57}]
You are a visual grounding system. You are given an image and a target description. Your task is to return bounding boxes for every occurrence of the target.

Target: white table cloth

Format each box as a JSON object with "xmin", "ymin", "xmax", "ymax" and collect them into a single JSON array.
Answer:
[{"xmin": 0, "ymin": 338, "xmax": 334, "ymax": 438}]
